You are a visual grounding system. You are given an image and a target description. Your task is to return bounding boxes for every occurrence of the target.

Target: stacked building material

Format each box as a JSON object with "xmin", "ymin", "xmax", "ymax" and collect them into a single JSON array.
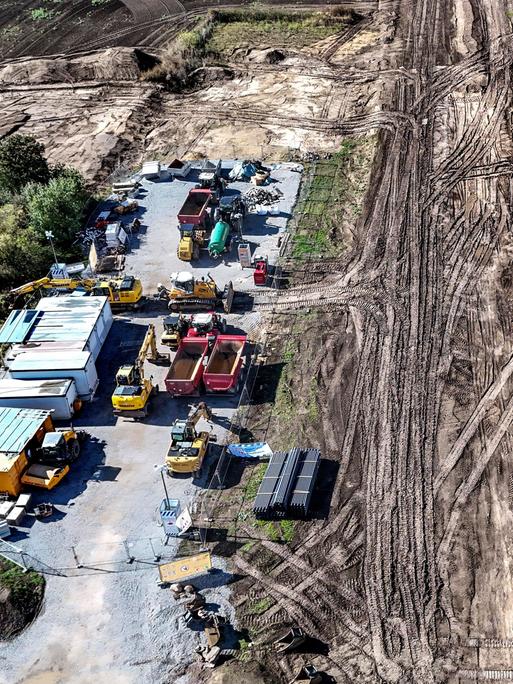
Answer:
[{"xmin": 253, "ymin": 448, "xmax": 320, "ymax": 519}]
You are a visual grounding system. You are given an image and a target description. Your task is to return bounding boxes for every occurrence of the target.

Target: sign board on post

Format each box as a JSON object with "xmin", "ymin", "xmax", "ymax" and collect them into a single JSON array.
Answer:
[
  {"xmin": 238, "ymin": 243, "xmax": 252, "ymax": 268},
  {"xmin": 158, "ymin": 552, "xmax": 212, "ymax": 583}
]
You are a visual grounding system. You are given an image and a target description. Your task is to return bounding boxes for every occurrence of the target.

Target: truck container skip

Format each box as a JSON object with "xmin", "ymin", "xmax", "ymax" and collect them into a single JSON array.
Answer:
[
  {"xmin": 0, "ymin": 378, "xmax": 80, "ymax": 420},
  {"xmin": 9, "ymin": 350, "xmax": 98, "ymax": 401},
  {"xmin": 165, "ymin": 338, "xmax": 209, "ymax": 397},
  {"xmin": 203, "ymin": 335, "xmax": 246, "ymax": 393},
  {"xmin": 177, "ymin": 189, "xmax": 212, "ymax": 227}
]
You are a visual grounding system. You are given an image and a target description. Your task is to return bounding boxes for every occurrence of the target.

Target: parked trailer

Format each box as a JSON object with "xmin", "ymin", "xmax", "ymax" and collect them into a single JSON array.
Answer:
[
  {"xmin": 164, "ymin": 338, "xmax": 209, "ymax": 397},
  {"xmin": 177, "ymin": 189, "xmax": 212, "ymax": 226},
  {"xmin": 203, "ymin": 335, "xmax": 246, "ymax": 393},
  {"xmin": 9, "ymin": 350, "xmax": 98, "ymax": 401},
  {"xmin": 0, "ymin": 378, "xmax": 79, "ymax": 420}
]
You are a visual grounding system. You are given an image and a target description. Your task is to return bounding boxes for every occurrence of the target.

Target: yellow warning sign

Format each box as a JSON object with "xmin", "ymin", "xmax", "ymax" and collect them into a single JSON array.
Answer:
[{"xmin": 158, "ymin": 552, "xmax": 212, "ymax": 583}]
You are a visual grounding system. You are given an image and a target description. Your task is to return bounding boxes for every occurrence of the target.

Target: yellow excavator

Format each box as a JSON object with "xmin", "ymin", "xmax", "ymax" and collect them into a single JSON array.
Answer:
[
  {"xmin": 165, "ymin": 402, "xmax": 216, "ymax": 475},
  {"xmin": 156, "ymin": 272, "xmax": 234, "ymax": 313},
  {"xmin": 21, "ymin": 428, "xmax": 83, "ymax": 490},
  {"xmin": 9, "ymin": 275, "xmax": 144, "ymax": 309},
  {"xmin": 111, "ymin": 324, "xmax": 168, "ymax": 419}
]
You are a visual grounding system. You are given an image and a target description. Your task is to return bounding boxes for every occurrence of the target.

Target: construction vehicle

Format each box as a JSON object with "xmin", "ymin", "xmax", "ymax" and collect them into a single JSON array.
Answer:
[
  {"xmin": 21, "ymin": 428, "xmax": 83, "ymax": 490},
  {"xmin": 9, "ymin": 275, "xmax": 144, "ymax": 309},
  {"xmin": 111, "ymin": 324, "xmax": 168, "ymax": 419},
  {"xmin": 165, "ymin": 402, "xmax": 216, "ymax": 474},
  {"xmin": 187, "ymin": 312, "xmax": 226, "ymax": 339},
  {"xmin": 208, "ymin": 219, "xmax": 231, "ymax": 258},
  {"xmin": 177, "ymin": 224, "xmax": 208, "ymax": 261},
  {"xmin": 177, "ymin": 189, "xmax": 213, "ymax": 261},
  {"xmin": 196, "ymin": 160, "xmax": 224, "ymax": 202},
  {"xmin": 156, "ymin": 272, "xmax": 234, "ymax": 313},
  {"xmin": 203, "ymin": 335, "xmax": 246, "ymax": 393},
  {"xmin": 216, "ymin": 194, "xmax": 245, "ymax": 238},
  {"xmin": 161, "ymin": 313, "xmax": 191, "ymax": 349},
  {"xmin": 165, "ymin": 338, "xmax": 209, "ymax": 397}
]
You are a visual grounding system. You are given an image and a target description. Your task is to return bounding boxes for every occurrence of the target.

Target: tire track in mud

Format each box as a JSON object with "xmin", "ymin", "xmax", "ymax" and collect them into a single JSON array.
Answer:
[{"xmin": 236, "ymin": 0, "xmax": 513, "ymax": 681}]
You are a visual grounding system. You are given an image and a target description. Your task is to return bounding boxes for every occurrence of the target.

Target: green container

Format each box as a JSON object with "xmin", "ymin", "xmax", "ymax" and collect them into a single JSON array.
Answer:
[{"xmin": 209, "ymin": 220, "xmax": 230, "ymax": 256}]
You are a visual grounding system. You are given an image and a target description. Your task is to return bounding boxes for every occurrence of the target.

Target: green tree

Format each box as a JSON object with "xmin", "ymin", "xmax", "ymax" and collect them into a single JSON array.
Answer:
[
  {"xmin": 24, "ymin": 170, "xmax": 89, "ymax": 246},
  {"xmin": 0, "ymin": 135, "xmax": 50, "ymax": 195},
  {"xmin": 0, "ymin": 204, "xmax": 50, "ymax": 290}
]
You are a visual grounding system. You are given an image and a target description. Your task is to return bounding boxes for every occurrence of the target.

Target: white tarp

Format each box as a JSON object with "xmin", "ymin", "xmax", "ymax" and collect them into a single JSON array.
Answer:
[{"xmin": 227, "ymin": 442, "xmax": 273, "ymax": 459}]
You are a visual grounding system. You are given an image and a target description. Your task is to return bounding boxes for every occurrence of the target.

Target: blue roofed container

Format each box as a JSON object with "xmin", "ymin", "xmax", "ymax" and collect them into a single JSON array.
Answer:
[
  {"xmin": 0, "ymin": 296, "xmax": 113, "ymax": 361},
  {"xmin": 0, "ymin": 407, "xmax": 53, "ymax": 496}
]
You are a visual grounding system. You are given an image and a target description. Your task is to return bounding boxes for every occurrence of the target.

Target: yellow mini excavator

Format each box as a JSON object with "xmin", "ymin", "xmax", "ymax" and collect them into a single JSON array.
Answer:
[
  {"xmin": 156, "ymin": 272, "xmax": 233, "ymax": 313},
  {"xmin": 9, "ymin": 275, "xmax": 144, "ymax": 309},
  {"xmin": 111, "ymin": 324, "xmax": 168, "ymax": 419},
  {"xmin": 165, "ymin": 402, "xmax": 216, "ymax": 475}
]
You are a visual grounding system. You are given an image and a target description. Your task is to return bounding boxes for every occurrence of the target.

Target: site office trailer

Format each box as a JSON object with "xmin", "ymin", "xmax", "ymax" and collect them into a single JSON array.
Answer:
[
  {"xmin": 0, "ymin": 378, "xmax": 79, "ymax": 421},
  {"xmin": 9, "ymin": 350, "xmax": 99, "ymax": 401},
  {"xmin": 32, "ymin": 295, "xmax": 113, "ymax": 360}
]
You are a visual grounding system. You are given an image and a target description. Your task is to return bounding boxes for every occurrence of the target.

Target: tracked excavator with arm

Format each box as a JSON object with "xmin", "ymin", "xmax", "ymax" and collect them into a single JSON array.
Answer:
[{"xmin": 112, "ymin": 324, "xmax": 168, "ymax": 419}]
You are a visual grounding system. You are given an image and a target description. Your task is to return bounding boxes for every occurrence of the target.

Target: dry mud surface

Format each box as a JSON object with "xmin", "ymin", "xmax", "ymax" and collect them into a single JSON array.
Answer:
[{"xmin": 2, "ymin": 0, "xmax": 513, "ymax": 682}]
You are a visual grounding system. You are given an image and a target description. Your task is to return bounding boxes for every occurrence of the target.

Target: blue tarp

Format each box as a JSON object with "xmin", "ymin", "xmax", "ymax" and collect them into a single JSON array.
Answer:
[{"xmin": 227, "ymin": 442, "xmax": 273, "ymax": 459}]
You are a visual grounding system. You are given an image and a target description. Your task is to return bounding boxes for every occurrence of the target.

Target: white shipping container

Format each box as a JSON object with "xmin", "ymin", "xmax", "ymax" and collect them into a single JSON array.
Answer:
[
  {"xmin": 33, "ymin": 296, "xmax": 113, "ymax": 360},
  {"xmin": 9, "ymin": 351, "xmax": 99, "ymax": 401},
  {"xmin": 0, "ymin": 378, "xmax": 79, "ymax": 420}
]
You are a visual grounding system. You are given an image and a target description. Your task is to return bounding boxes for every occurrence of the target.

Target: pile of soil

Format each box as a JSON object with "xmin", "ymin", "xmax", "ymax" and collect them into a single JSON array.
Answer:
[
  {"xmin": 0, "ymin": 560, "xmax": 45, "ymax": 640},
  {"xmin": 0, "ymin": 48, "xmax": 160, "ymax": 86}
]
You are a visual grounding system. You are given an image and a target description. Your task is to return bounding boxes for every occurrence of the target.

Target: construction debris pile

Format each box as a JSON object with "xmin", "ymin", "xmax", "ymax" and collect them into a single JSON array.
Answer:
[
  {"xmin": 171, "ymin": 582, "xmax": 236, "ymax": 669},
  {"xmin": 243, "ymin": 186, "xmax": 284, "ymax": 211}
]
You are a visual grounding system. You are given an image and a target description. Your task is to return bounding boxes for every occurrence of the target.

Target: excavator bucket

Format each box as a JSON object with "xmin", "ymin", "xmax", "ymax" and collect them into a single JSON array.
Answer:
[
  {"xmin": 274, "ymin": 626, "xmax": 307, "ymax": 654},
  {"xmin": 289, "ymin": 664, "xmax": 322, "ymax": 684}
]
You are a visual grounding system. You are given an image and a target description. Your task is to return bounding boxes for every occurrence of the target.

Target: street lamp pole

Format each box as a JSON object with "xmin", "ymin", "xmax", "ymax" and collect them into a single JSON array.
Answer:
[
  {"xmin": 45, "ymin": 231, "xmax": 58, "ymax": 267},
  {"xmin": 160, "ymin": 470, "xmax": 170, "ymax": 509}
]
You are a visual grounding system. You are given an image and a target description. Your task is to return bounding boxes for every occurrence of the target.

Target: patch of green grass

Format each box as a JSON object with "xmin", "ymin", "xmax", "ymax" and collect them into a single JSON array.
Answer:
[
  {"xmin": 0, "ymin": 560, "xmax": 45, "ymax": 613},
  {"xmin": 247, "ymin": 596, "xmax": 274, "ymax": 614},
  {"xmin": 280, "ymin": 519, "xmax": 295, "ymax": 543},
  {"xmin": 205, "ymin": 9, "xmax": 352, "ymax": 57},
  {"xmin": 179, "ymin": 29, "xmax": 203, "ymax": 49},
  {"xmin": 245, "ymin": 462, "xmax": 268, "ymax": 500},
  {"xmin": 255, "ymin": 519, "xmax": 280, "ymax": 541},
  {"xmin": 240, "ymin": 540, "xmax": 256, "ymax": 553},
  {"xmin": 292, "ymin": 137, "xmax": 375, "ymax": 258},
  {"xmin": 30, "ymin": 6, "xmax": 57, "ymax": 19},
  {"xmin": 1, "ymin": 25, "xmax": 21, "ymax": 38}
]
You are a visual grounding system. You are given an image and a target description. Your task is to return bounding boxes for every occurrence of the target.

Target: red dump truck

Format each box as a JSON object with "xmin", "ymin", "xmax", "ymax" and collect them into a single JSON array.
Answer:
[
  {"xmin": 203, "ymin": 335, "xmax": 246, "ymax": 393},
  {"xmin": 177, "ymin": 188, "xmax": 212, "ymax": 226},
  {"xmin": 164, "ymin": 337, "xmax": 209, "ymax": 396}
]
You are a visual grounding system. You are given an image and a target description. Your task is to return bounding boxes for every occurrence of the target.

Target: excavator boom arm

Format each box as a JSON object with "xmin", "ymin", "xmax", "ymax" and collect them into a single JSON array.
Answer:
[{"xmin": 9, "ymin": 277, "xmax": 96, "ymax": 299}]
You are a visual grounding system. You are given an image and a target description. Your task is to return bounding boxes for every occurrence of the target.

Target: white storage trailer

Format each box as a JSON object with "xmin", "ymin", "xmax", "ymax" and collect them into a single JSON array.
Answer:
[
  {"xmin": 0, "ymin": 378, "xmax": 79, "ymax": 420},
  {"xmin": 9, "ymin": 351, "xmax": 98, "ymax": 401}
]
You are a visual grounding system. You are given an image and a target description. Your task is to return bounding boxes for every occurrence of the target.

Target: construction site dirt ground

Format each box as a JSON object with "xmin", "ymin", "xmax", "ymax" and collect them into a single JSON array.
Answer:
[{"xmin": 2, "ymin": 1, "xmax": 513, "ymax": 683}]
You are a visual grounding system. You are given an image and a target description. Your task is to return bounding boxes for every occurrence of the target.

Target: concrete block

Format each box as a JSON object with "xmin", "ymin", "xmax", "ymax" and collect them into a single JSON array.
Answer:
[
  {"xmin": 16, "ymin": 493, "xmax": 32, "ymax": 510},
  {"xmin": 0, "ymin": 501, "xmax": 15, "ymax": 519},
  {"xmin": 6, "ymin": 506, "xmax": 26, "ymax": 526}
]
